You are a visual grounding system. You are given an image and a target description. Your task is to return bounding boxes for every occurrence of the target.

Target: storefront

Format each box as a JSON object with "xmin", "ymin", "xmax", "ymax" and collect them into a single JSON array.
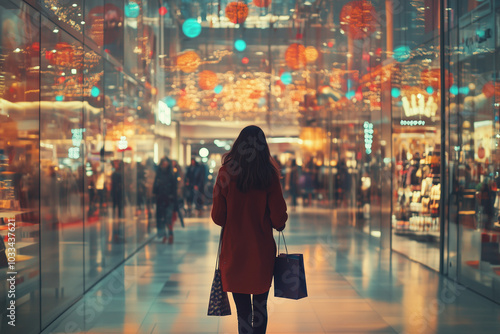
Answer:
[{"xmin": 446, "ymin": 0, "xmax": 500, "ymax": 303}]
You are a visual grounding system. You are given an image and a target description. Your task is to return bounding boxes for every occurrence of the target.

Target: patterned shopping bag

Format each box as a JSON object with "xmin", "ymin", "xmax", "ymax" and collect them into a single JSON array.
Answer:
[
  {"xmin": 207, "ymin": 269, "xmax": 231, "ymax": 316},
  {"xmin": 207, "ymin": 229, "xmax": 231, "ymax": 316}
]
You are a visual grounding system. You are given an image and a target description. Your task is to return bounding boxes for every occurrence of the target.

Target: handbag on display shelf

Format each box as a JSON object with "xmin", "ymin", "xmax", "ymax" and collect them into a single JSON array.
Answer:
[
  {"xmin": 207, "ymin": 228, "xmax": 231, "ymax": 316},
  {"xmin": 273, "ymin": 231, "xmax": 308, "ymax": 300}
]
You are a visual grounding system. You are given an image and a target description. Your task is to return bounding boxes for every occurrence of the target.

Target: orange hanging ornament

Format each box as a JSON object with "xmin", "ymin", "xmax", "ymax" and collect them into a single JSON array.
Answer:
[
  {"xmin": 225, "ymin": 2, "xmax": 249, "ymax": 24},
  {"xmin": 285, "ymin": 43, "xmax": 306, "ymax": 70},
  {"xmin": 177, "ymin": 51, "xmax": 200, "ymax": 73},
  {"xmin": 198, "ymin": 70, "xmax": 218, "ymax": 90}
]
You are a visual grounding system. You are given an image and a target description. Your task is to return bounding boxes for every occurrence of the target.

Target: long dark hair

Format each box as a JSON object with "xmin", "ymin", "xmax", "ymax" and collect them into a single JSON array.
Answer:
[{"xmin": 222, "ymin": 125, "xmax": 279, "ymax": 192}]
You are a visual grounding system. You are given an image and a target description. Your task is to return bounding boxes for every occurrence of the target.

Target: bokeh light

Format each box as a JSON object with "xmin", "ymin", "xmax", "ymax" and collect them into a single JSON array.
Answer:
[
  {"xmin": 125, "ymin": 2, "xmax": 140, "ymax": 18},
  {"xmin": 280, "ymin": 72, "xmax": 293, "ymax": 85},
  {"xmin": 234, "ymin": 39, "xmax": 247, "ymax": 52},
  {"xmin": 182, "ymin": 18, "xmax": 202, "ymax": 38},
  {"xmin": 214, "ymin": 85, "xmax": 224, "ymax": 94},
  {"xmin": 391, "ymin": 87, "xmax": 401, "ymax": 98}
]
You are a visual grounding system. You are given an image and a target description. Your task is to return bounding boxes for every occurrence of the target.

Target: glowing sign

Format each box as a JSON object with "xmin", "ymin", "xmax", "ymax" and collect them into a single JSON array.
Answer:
[
  {"xmin": 158, "ymin": 100, "xmax": 172, "ymax": 125},
  {"xmin": 68, "ymin": 147, "xmax": 80, "ymax": 159},
  {"xmin": 364, "ymin": 122, "xmax": 373, "ymax": 154},
  {"xmin": 71, "ymin": 128, "xmax": 85, "ymax": 146},
  {"xmin": 401, "ymin": 94, "xmax": 438, "ymax": 118}
]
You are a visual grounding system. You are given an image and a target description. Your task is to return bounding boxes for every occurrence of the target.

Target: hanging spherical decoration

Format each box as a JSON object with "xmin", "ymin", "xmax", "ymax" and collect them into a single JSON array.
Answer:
[
  {"xmin": 177, "ymin": 51, "xmax": 200, "ymax": 73},
  {"xmin": 253, "ymin": 0, "xmax": 271, "ymax": 8},
  {"xmin": 420, "ymin": 68, "xmax": 453, "ymax": 90},
  {"xmin": 198, "ymin": 70, "xmax": 218, "ymax": 90},
  {"xmin": 225, "ymin": 2, "xmax": 249, "ymax": 24},
  {"xmin": 305, "ymin": 46, "xmax": 319, "ymax": 63},
  {"xmin": 182, "ymin": 18, "xmax": 202, "ymax": 38},
  {"xmin": 285, "ymin": 43, "xmax": 306, "ymax": 70},
  {"xmin": 125, "ymin": 2, "xmax": 140, "ymax": 18},
  {"xmin": 339, "ymin": 1, "xmax": 377, "ymax": 40}
]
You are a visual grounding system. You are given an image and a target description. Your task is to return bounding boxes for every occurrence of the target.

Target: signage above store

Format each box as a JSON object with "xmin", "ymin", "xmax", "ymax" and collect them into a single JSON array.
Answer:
[{"xmin": 401, "ymin": 94, "xmax": 438, "ymax": 118}]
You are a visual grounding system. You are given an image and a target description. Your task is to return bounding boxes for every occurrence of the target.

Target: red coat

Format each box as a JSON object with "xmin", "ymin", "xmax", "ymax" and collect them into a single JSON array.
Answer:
[{"xmin": 211, "ymin": 165, "xmax": 288, "ymax": 294}]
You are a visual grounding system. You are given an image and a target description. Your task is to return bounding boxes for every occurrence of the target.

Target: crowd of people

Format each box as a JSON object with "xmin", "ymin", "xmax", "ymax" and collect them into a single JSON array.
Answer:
[
  {"xmin": 81, "ymin": 153, "xmax": 358, "ymax": 244},
  {"xmin": 278, "ymin": 156, "xmax": 353, "ymax": 210},
  {"xmin": 80, "ymin": 156, "xmax": 211, "ymax": 244}
]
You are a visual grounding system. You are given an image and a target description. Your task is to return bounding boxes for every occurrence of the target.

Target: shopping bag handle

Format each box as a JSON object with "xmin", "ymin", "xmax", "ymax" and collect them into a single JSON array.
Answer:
[
  {"xmin": 215, "ymin": 228, "xmax": 224, "ymax": 270},
  {"xmin": 277, "ymin": 231, "xmax": 288, "ymax": 255}
]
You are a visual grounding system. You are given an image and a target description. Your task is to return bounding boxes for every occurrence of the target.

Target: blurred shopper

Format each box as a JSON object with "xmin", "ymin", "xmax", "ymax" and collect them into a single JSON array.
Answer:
[
  {"xmin": 95, "ymin": 166, "xmax": 106, "ymax": 216},
  {"xmin": 336, "ymin": 159, "xmax": 351, "ymax": 207},
  {"xmin": 171, "ymin": 159, "xmax": 185, "ymax": 224},
  {"xmin": 153, "ymin": 157, "xmax": 178, "ymax": 244},
  {"xmin": 300, "ymin": 157, "xmax": 315, "ymax": 206},
  {"xmin": 111, "ymin": 160, "xmax": 124, "ymax": 219},
  {"xmin": 144, "ymin": 157, "xmax": 156, "ymax": 224},
  {"xmin": 212, "ymin": 125, "xmax": 287, "ymax": 334},
  {"xmin": 136, "ymin": 161, "xmax": 147, "ymax": 213},
  {"xmin": 185, "ymin": 158, "xmax": 205, "ymax": 217},
  {"xmin": 285, "ymin": 159, "xmax": 300, "ymax": 211},
  {"xmin": 111, "ymin": 160, "xmax": 125, "ymax": 242}
]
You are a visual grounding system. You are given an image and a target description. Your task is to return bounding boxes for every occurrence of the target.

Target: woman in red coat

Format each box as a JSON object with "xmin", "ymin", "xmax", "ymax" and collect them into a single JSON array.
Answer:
[{"xmin": 211, "ymin": 125, "xmax": 288, "ymax": 334}]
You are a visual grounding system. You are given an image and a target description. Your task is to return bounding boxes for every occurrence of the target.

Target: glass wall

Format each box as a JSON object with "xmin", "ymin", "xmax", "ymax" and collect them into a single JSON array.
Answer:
[
  {"xmin": 0, "ymin": 1, "xmax": 41, "ymax": 333},
  {"xmin": 0, "ymin": 0, "xmax": 161, "ymax": 333},
  {"xmin": 390, "ymin": 1, "xmax": 442, "ymax": 271},
  {"xmin": 447, "ymin": 0, "xmax": 500, "ymax": 304}
]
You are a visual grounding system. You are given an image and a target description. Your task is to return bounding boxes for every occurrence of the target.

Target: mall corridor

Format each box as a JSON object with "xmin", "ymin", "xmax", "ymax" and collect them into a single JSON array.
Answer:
[{"xmin": 41, "ymin": 207, "xmax": 500, "ymax": 334}]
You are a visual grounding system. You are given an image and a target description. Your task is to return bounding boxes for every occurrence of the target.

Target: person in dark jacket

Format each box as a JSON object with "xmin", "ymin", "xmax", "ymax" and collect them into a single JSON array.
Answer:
[
  {"xmin": 211, "ymin": 125, "xmax": 287, "ymax": 334},
  {"xmin": 153, "ymin": 157, "xmax": 178, "ymax": 244},
  {"xmin": 285, "ymin": 159, "xmax": 300, "ymax": 211},
  {"xmin": 185, "ymin": 158, "xmax": 206, "ymax": 217},
  {"xmin": 111, "ymin": 160, "xmax": 124, "ymax": 219}
]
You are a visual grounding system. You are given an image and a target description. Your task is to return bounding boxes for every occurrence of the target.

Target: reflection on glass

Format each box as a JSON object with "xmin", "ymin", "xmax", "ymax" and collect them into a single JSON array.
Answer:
[
  {"xmin": 39, "ymin": 0, "xmax": 83, "ymax": 33},
  {"xmin": 390, "ymin": 1, "xmax": 442, "ymax": 271},
  {"xmin": 0, "ymin": 2, "xmax": 40, "ymax": 333},
  {"xmin": 84, "ymin": 47, "xmax": 107, "ymax": 289},
  {"xmin": 40, "ymin": 16, "xmax": 84, "ymax": 328},
  {"xmin": 448, "ymin": 0, "xmax": 500, "ymax": 303}
]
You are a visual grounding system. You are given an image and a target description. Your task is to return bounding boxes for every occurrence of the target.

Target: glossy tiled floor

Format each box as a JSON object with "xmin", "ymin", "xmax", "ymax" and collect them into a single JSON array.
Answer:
[{"xmin": 42, "ymin": 206, "xmax": 500, "ymax": 334}]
